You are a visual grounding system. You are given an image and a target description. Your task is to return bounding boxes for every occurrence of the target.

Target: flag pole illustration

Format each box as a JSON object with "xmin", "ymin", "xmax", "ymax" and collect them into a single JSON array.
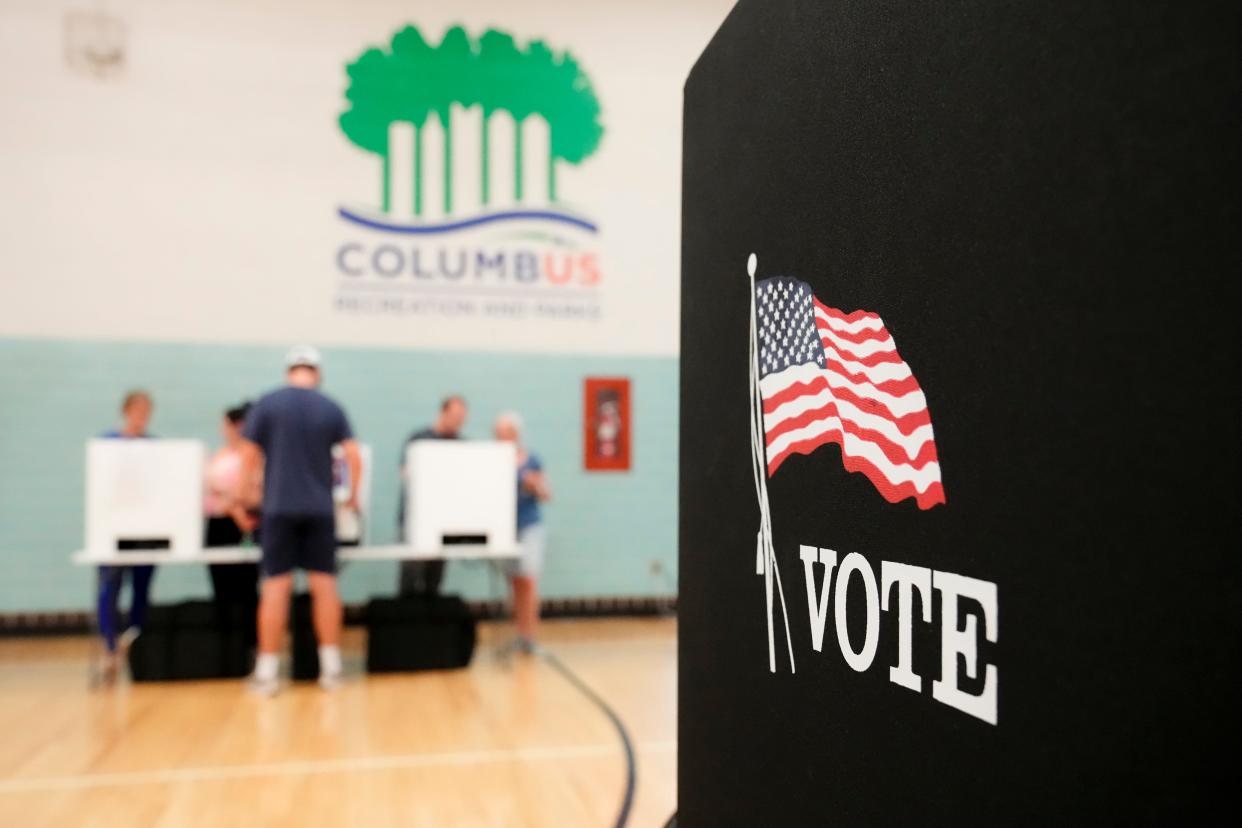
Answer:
[
  {"xmin": 747, "ymin": 253, "xmax": 946, "ymax": 673},
  {"xmin": 748, "ymin": 253, "xmax": 797, "ymax": 674}
]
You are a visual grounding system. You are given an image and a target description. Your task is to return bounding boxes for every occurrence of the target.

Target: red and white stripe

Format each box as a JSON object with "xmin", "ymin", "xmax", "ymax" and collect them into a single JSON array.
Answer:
[{"xmin": 760, "ymin": 300, "xmax": 945, "ymax": 510}]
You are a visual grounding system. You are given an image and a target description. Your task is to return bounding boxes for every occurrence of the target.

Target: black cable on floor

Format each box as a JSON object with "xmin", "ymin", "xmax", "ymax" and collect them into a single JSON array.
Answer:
[{"xmin": 539, "ymin": 647, "xmax": 637, "ymax": 828}]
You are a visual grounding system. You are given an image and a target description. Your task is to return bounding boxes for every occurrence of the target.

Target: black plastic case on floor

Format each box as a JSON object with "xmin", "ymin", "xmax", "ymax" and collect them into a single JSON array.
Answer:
[
  {"xmin": 290, "ymin": 593, "xmax": 320, "ymax": 681},
  {"xmin": 128, "ymin": 600, "xmax": 253, "ymax": 682},
  {"xmin": 365, "ymin": 595, "xmax": 477, "ymax": 673}
]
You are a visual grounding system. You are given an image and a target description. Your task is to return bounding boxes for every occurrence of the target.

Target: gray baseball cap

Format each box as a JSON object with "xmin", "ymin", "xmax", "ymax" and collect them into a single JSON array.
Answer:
[{"xmin": 285, "ymin": 344, "xmax": 322, "ymax": 370}]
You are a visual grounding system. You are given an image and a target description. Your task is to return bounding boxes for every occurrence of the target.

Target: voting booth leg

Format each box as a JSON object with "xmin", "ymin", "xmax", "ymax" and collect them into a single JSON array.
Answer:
[
  {"xmin": 86, "ymin": 569, "xmax": 106, "ymax": 687},
  {"xmin": 486, "ymin": 562, "xmax": 520, "ymax": 659},
  {"xmin": 399, "ymin": 559, "xmax": 446, "ymax": 596}
]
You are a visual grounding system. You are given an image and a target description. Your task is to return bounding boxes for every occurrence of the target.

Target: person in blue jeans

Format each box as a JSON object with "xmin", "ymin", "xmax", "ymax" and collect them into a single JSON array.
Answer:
[
  {"xmin": 494, "ymin": 412, "xmax": 551, "ymax": 652},
  {"xmin": 97, "ymin": 389, "xmax": 157, "ymax": 679}
]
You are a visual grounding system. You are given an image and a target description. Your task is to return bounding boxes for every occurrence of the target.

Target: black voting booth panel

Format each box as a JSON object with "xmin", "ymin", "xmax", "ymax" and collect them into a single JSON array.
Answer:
[
  {"xmin": 680, "ymin": 1, "xmax": 1239, "ymax": 825},
  {"xmin": 365, "ymin": 595, "xmax": 477, "ymax": 673},
  {"xmin": 128, "ymin": 601, "xmax": 253, "ymax": 682}
]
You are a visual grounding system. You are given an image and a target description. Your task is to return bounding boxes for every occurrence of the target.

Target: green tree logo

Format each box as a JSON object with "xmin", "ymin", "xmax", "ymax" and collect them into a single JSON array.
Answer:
[{"xmin": 339, "ymin": 25, "xmax": 604, "ymax": 216}]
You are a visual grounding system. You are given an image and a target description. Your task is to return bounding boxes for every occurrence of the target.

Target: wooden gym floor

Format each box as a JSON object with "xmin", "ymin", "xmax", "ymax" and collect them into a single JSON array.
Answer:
[{"xmin": 0, "ymin": 617, "xmax": 677, "ymax": 827}]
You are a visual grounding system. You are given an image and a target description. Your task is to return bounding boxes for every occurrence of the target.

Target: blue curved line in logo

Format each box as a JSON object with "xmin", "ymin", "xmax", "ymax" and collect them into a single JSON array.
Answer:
[{"xmin": 338, "ymin": 206, "xmax": 598, "ymax": 235}]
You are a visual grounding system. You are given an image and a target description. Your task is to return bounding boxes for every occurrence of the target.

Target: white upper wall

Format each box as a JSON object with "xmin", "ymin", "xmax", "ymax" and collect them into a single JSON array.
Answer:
[{"xmin": 0, "ymin": 0, "xmax": 734, "ymax": 355}]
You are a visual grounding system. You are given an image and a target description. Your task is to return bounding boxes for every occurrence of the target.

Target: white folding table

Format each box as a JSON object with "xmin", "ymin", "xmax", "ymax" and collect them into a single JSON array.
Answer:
[{"xmin": 72, "ymin": 544, "xmax": 519, "ymax": 566}]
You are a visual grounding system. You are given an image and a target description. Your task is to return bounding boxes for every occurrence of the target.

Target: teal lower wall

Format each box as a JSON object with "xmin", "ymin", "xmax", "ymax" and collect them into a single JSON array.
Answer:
[{"xmin": 0, "ymin": 339, "xmax": 678, "ymax": 612}]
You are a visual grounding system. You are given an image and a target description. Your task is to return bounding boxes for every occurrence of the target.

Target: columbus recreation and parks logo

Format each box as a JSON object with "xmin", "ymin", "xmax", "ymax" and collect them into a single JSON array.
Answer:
[{"xmin": 333, "ymin": 25, "xmax": 605, "ymax": 320}]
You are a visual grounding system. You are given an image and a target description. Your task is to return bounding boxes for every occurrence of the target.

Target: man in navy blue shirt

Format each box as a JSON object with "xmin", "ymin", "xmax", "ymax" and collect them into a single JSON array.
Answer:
[{"xmin": 239, "ymin": 346, "xmax": 360, "ymax": 694}]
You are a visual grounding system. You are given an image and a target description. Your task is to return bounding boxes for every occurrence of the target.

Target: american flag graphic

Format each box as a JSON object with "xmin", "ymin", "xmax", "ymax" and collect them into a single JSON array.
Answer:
[{"xmin": 755, "ymin": 276, "xmax": 945, "ymax": 509}]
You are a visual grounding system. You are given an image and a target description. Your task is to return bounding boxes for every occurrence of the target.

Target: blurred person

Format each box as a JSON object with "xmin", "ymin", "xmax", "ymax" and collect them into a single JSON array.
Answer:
[
  {"xmin": 495, "ymin": 412, "xmax": 551, "ymax": 651},
  {"xmin": 397, "ymin": 395, "xmax": 467, "ymax": 596},
  {"xmin": 239, "ymin": 347, "xmax": 361, "ymax": 694},
  {"xmin": 97, "ymin": 389, "xmax": 157, "ymax": 678},
  {"xmin": 204, "ymin": 402, "xmax": 261, "ymax": 616}
]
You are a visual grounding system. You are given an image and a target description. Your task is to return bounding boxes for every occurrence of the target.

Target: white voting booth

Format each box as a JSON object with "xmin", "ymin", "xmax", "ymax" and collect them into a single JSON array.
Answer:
[
  {"xmin": 83, "ymin": 439, "xmax": 374, "ymax": 555},
  {"xmin": 85, "ymin": 439, "xmax": 206, "ymax": 556},
  {"xmin": 406, "ymin": 441, "xmax": 517, "ymax": 552},
  {"xmin": 75, "ymin": 439, "xmax": 517, "ymax": 567}
]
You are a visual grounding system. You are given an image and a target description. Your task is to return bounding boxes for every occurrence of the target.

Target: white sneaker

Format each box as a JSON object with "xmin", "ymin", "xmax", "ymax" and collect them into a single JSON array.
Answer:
[
  {"xmin": 118, "ymin": 626, "xmax": 140, "ymax": 652},
  {"xmin": 98, "ymin": 650, "xmax": 121, "ymax": 684},
  {"xmin": 246, "ymin": 674, "xmax": 280, "ymax": 697},
  {"xmin": 318, "ymin": 670, "xmax": 343, "ymax": 691}
]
